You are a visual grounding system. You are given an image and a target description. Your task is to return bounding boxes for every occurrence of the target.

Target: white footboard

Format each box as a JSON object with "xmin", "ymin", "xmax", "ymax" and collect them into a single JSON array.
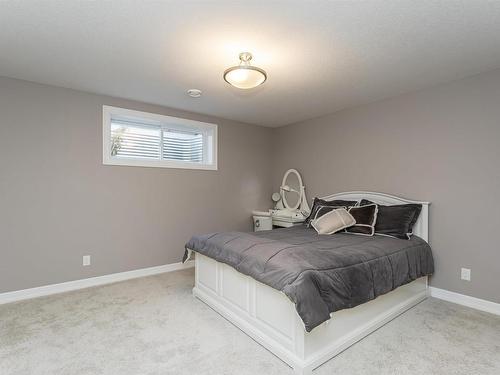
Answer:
[{"xmin": 192, "ymin": 253, "xmax": 428, "ymax": 374}]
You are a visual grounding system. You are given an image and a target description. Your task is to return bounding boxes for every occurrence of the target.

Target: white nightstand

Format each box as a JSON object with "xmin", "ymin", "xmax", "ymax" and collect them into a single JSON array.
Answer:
[
  {"xmin": 252, "ymin": 210, "xmax": 306, "ymax": 231},
  {"xmin": 270, "ymin": 210, "xmax": 306, "ymax": 228},
  {"xmin": 272, "ymin": 216, "xmax": 305, "ymax": 228},
  {"xmin": 252, "ymin": 211, "xmax": 273, "ymax": 231}
]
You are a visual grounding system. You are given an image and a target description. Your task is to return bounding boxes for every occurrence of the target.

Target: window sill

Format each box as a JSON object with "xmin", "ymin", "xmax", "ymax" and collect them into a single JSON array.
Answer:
[{"xmin": 102, "ymin": 157, "xmax": 218, "ymax": 171}]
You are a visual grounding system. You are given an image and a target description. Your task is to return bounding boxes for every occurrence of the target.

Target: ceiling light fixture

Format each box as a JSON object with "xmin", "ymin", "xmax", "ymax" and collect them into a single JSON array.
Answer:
[
  {"xmin": 223, "ymin": 52, "xmax": 267, "ymax": 89},
  {"xmin": 187, "ymin": 88, "xmax": 202, "ymax": 98}
]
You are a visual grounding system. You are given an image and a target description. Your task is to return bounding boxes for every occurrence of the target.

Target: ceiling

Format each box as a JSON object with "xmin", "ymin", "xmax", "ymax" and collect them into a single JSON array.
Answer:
[{"xmin": 1, "ymin": 1, "xmax": 500, "ymax": 127}]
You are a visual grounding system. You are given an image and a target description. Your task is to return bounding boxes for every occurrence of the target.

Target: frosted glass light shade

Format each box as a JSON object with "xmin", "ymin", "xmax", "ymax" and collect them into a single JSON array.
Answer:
[
  {"xmin": 223, "ymin": 52, "xmax": 267, "ymax": 89},
  {"xmin": 224, "ymin": 66, "xmax": 267, "ymax": 89}
]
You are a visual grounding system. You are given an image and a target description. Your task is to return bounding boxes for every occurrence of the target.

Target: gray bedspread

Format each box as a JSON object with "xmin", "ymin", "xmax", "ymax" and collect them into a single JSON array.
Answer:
[{"xmin": 185, "ymin": 226, "xmax": 434, "ymax": 332}]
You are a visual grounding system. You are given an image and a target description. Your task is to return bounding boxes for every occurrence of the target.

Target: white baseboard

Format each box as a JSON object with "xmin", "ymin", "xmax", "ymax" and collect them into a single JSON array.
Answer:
[
  {"xmin": 2, "ymin": 265, "xmax": 498, "ymax": 318},
  {"xmin": 429, "ymin": 287, "xmax": 500, "ymax": 316},
  {"xmin": 0, "ymin": 260, "xmax": 194, "ymax": 305}
]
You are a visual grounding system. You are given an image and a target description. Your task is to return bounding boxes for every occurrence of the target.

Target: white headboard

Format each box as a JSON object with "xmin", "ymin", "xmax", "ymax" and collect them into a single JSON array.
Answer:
[{"xmin": 321, "ymin": 191, "xmax": 430, "ymax": 243}]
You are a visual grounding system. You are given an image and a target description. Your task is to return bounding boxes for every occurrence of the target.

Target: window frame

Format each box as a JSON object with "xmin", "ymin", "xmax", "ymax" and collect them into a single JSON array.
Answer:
[{"xmin": 102, "ymin": 105, "xmax": 218, "ymax": 170}]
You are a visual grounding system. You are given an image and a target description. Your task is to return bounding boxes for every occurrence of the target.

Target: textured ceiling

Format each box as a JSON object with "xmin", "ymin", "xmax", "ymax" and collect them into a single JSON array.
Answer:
[{"xmin": 1, "ymin": 1, "xmax": 500, "ymax": 127}]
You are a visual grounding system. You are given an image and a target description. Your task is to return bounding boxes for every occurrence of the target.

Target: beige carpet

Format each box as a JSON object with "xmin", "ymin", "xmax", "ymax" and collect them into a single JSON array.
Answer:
[{"xmin": 1, "ymin": 268, "xmax": 499, "ymax": 375}]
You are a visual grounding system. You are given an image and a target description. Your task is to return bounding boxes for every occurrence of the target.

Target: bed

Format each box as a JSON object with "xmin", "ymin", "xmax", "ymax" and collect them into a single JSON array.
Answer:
[{"xmin": 185, "ymin": 191, "xmax": 433, "ymax": 374}]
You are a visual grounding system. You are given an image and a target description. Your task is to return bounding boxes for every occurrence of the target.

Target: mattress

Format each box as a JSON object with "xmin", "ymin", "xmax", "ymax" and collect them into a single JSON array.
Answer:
[{"xmin": 185, "ymin": 225, "xmax": 434, "ymax": 332}]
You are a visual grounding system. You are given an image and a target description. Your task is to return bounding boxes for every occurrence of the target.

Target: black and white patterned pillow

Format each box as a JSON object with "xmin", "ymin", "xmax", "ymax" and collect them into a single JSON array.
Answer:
[
  {"xmin": 345, "ymin": 204, "xmax": 378, "ymax": 236},
  {"xmin": 305, "ymin": 198, "xmax": 358, "ymax": 227}
]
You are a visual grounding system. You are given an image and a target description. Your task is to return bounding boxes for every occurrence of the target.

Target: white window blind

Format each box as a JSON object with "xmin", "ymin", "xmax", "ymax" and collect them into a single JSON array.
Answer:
[
  {"xmin": 111, "ymin": 121, "xmax": 160, "ymax": 160},
  {"xmin": 162, "ymin": 129, "xmax": 203, "ymax": 162},
  {"xmin": 103, "ymin": 106, "xmax": 217, "ymax": 170}
]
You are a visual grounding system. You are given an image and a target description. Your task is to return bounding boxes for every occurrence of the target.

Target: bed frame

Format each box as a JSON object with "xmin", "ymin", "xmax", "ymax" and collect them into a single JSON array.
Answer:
[{"xmin": 191, "ymin": 191, "xmax": 430, "ymax": 374}]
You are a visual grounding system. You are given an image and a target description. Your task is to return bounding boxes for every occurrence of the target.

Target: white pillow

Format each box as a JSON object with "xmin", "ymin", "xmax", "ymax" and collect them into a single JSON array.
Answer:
[{"xmin": 311, "ymin": 208, "xmax": 356, "ymax": 235}]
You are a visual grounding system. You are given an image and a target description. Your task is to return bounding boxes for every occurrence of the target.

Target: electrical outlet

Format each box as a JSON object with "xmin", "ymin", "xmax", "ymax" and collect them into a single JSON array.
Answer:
[
  {"xmin": 461, "ymin": 267, "xmax": 471, "ymax": 281},
  {"xmin": 83, "ymin": 255, "xmax": 91, "ymax": 266}
]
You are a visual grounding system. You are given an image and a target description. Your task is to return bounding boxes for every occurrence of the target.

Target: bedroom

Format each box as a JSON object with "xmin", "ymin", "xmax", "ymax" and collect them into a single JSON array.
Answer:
[{"xmin": 0, "ymin": 1, "xmax": 499, "ymax": 374}]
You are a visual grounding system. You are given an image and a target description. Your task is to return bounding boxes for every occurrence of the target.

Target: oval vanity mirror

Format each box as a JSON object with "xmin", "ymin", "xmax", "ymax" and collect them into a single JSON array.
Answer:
[{"xmin": 281, "ymin": 169, "xmax": 303, "ymax": 211}]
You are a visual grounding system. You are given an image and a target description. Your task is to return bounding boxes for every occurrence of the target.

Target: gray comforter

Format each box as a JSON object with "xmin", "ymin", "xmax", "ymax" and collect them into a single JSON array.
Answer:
[{"xmin": 185, "ymin": 226, "xmax": 434, "ymax": 332}]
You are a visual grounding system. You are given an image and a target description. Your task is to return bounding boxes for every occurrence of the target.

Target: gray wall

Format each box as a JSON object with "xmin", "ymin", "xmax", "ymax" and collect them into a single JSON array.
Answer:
[
  {"xmin": 0, "ymin": 77, "xmax": 273, "ymax": 293},
  {"xmin": 273, "ymin": 69, "xmax": 500, "ymax": 303},
  {"xmin": 2, "ymin": 69, "xmax": 500, "ymax": 304}
]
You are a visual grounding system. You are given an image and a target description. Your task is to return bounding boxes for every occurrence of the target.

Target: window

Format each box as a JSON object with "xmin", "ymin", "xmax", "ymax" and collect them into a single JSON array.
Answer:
[{"xmin": 103, "ymin": 106, "xmax": 217, "ymax": 170}]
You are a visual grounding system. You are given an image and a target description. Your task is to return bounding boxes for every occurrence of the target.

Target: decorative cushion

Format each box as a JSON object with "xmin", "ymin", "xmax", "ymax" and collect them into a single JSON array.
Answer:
[
  {"xmin": 311, "ymin": 205, "xmax": 338, "ymax": 221},
  {"xmin": 345, "ymin": 204, "xmax": 378, "ymax": 236},
  {"xmin": 311, "ymin": 208, "xmax": 356, "ymax": 235},
  {"xmin": 359, "ymin": 199, "xmax": 422, "ymax": 239},
  {"xmin": 305, "ymin": 198, "xmax": 358, "ymax": 227}
]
